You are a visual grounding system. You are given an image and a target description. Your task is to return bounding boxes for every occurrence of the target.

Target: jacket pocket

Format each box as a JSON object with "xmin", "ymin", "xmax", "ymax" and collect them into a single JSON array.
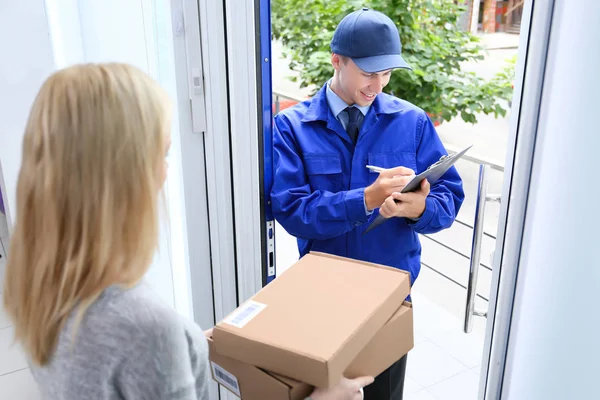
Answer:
[
  {"xmin": 367, "ymin": 152, "xmax": 417, "ymax": 185},
  {"xmin": 304, "ymin": 154, "xmax": 344, "ymax": 192}
]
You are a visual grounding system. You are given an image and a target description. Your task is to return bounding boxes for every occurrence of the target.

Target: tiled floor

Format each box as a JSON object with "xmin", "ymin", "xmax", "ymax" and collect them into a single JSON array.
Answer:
[
  {"xmin": 1, "ymin": 219, "xmax": 38, "ymax": 397},
  {"xmin": 405, "ymin": 288, "xmax": 487, "ymax": 400},
  {"xmin": 0, "ymin": 252, "xmax": 41, "ymax": 399}
]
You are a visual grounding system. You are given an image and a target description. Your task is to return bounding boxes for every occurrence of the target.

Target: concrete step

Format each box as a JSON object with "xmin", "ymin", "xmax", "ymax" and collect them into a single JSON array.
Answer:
[{"xmin": 506, "ymin": 23, "xmax": 521, "ymax": 35}]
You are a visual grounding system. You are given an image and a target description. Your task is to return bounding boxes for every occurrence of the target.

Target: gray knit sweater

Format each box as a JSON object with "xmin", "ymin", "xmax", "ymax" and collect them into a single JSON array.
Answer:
[{"xmin": 29, "ymin": 282, "xmax": 210, "ymax": 399}]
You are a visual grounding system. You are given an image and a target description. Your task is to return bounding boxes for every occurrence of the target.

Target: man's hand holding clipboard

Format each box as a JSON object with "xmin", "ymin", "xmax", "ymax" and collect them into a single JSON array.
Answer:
[{"xmin": 363, "ymin": 145, "xmax": 473, "ymax": 235}]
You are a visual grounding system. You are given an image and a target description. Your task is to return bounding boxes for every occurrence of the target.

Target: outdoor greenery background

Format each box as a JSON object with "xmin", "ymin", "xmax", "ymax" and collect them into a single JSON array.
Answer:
[{"xmin": 271, "ymin": 0, "xmax": 515, "ymax": 124}]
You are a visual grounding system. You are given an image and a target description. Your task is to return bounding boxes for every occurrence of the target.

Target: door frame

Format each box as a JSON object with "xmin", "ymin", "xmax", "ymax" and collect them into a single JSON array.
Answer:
[
  {"xmin": 479, "ymin": 0, "xmax": 557, "ymax": 398},
  {"xmin": 209, "ymin": 0, "xmax": 562, "ymax": 398}
]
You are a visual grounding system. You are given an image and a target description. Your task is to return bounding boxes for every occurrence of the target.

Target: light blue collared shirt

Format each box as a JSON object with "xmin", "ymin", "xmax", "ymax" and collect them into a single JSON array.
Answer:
[
  {"xmin": 325, "ymin": 81, "xmax": 373, "ymax": 216},
  {"xmin": 325, "ymin": 81, "xmax": 370, "ymax": 131},
  {"xmin": 324, "ymin": 81, "xmax": 420, "ymax": 221}
]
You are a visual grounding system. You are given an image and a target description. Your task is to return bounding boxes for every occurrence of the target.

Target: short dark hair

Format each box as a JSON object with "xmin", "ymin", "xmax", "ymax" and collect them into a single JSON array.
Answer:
[{"xmin": 335, "ymin": 54, "xmax": 350, "ymax": 64}]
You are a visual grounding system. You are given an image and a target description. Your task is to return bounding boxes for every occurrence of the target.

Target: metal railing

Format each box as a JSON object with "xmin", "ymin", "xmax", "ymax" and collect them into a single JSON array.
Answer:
[
  {"xmin": 442, "ymin": 148, "xmax": 504, "ymax": 333},
  {"xmin": 272, "ymin": 90, "xmax": 504, "ymax": 334},
  {"xmin": 273, "ymin": 90, "xmax": 310, "ymax": 114},
  {"xmin": 464, "ymin": 164, "xmax": 502, "ymax": 333}
]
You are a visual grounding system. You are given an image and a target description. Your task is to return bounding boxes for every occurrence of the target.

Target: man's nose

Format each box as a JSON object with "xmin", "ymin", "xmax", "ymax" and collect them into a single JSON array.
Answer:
[{"xmin": 370, "ymin": 75, "xmax": 384, "ymax": 93}]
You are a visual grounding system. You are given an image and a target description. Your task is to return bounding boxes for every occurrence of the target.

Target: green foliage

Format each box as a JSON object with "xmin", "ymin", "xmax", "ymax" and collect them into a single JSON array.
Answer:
[{"xmin": 271, "ymin": 0, "xmax": 515, "ymax": 124}]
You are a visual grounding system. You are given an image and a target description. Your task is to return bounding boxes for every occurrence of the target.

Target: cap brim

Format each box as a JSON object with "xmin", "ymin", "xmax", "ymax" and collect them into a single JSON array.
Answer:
[{"xmin": 352, "ymin": 54, "xmax": 412, "ymax": 73}]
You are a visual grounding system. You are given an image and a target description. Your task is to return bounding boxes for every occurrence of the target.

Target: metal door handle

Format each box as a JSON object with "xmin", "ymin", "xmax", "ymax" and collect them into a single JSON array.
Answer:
[{"xmin": 464, "ymin": 164, "xmax": 493, "ymax": 333}]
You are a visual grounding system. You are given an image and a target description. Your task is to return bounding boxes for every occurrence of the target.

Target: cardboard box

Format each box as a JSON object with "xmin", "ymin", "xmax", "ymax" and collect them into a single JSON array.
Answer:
[
  {"xmin": 208, "ymin": 337, "xmax": 313, "ymax": 400},
  {"xmin": 209, "ymin": 302, "xmax": 414, "ymax": 399},
  {"xmin": 213, "ymin": 252, "xmax": 411, "ymax": 388},
  {"xmin": 345, "ymin": 301, "xmax": 414, "ymax": 378}
]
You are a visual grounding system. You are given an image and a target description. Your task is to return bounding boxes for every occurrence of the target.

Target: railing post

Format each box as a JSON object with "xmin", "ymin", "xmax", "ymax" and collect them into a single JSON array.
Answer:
[{"xmin": 464, "ymin": 164, "xmax": 490, "ymax": 333}]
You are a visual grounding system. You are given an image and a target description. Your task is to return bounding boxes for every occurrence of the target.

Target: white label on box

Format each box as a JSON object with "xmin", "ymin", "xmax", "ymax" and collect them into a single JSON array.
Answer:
[
  {"xmin": 211, "ymin": 361, "xmax": 241, "ymax": 397},
  {"xmin": 223, "ymin": 300, "xmax": 267, "ymax": 328}
]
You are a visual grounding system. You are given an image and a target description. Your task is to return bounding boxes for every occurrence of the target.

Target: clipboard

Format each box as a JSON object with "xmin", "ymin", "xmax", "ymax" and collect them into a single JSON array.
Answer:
[{"xmin": 362, "ymin": 144, "xmax": 472, "ymax": 235}]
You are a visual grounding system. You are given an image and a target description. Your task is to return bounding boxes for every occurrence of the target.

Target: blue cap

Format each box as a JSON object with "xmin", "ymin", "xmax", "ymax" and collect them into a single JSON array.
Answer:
[{"xmin": 331, "ymin": 8, "xmax": 411, "ymax": 73}]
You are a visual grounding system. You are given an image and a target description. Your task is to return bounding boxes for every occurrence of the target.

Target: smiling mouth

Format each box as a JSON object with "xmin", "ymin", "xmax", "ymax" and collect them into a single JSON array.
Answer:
[{"xmin": 361, "ymin": 92, "xmax": 376, "ymax": 100}]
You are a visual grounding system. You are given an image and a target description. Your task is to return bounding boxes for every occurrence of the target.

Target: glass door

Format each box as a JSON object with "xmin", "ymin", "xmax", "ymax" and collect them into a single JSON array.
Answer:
[{"xmin": 261, "ymin": 1, "xmax": 545, "ymax": 399}]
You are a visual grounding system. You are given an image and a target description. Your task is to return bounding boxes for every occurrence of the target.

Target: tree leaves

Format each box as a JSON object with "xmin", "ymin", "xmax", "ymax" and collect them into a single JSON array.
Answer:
[{"xmin": 271, "ymin": 0, "xmax": 516, "ymax": 125}]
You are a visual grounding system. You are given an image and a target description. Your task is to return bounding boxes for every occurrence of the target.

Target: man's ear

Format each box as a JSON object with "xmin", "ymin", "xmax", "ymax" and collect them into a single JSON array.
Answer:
[{"xmin": 331, "ymin": 53, "xmax": 342, "ymax": 71}]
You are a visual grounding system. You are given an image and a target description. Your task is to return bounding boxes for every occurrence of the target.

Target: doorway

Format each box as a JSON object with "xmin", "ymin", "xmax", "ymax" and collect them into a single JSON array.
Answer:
[{"xmin": 267, "ymin": 2, "xmax": 526, "ymax": 399}]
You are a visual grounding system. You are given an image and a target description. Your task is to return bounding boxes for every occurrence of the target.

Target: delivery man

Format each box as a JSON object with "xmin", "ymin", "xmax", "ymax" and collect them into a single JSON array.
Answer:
[{"xmin": 271, "ymin": 7, "xmax": 465, "ymax": 400}]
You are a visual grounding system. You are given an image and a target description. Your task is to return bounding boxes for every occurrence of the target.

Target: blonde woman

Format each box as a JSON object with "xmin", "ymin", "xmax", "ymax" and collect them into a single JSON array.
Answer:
[{"xmin": 2, "ymin": 63, "xmax": 372, "ymax": 400}]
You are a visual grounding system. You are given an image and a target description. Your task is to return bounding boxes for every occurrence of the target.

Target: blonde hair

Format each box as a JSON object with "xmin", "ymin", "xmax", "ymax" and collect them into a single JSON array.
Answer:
[{"xmin": 2, "ymin": 63, "xmax": 171, "ymax": 366}]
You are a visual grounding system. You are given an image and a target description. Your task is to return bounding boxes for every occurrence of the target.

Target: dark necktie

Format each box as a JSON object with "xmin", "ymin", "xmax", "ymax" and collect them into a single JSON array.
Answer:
[{"xmin": 344, "ymin": 106, "xmax": 361, "ymax": 144}]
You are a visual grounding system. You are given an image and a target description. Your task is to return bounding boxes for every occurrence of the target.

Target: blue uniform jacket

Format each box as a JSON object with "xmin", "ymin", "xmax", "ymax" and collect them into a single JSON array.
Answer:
[{"xmin": 271, "ymin": 84, "xmax": 465, "ymax": 285}]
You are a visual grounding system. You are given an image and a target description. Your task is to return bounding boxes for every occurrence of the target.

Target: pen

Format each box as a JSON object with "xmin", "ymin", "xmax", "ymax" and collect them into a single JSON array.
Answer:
[{"xmin": 366, "ymin": 165, "xmax": 385, "ymax": 173}]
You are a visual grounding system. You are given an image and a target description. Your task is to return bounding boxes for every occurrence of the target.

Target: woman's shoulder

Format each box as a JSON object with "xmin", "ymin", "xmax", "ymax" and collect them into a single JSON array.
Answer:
[
  {"xmin": 88, "ymin": 282, "xmax": 203, "ymax": 344},
  {"xmin": 49, "ymin": 283, "xmax": 211, "ymax": 398}
]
